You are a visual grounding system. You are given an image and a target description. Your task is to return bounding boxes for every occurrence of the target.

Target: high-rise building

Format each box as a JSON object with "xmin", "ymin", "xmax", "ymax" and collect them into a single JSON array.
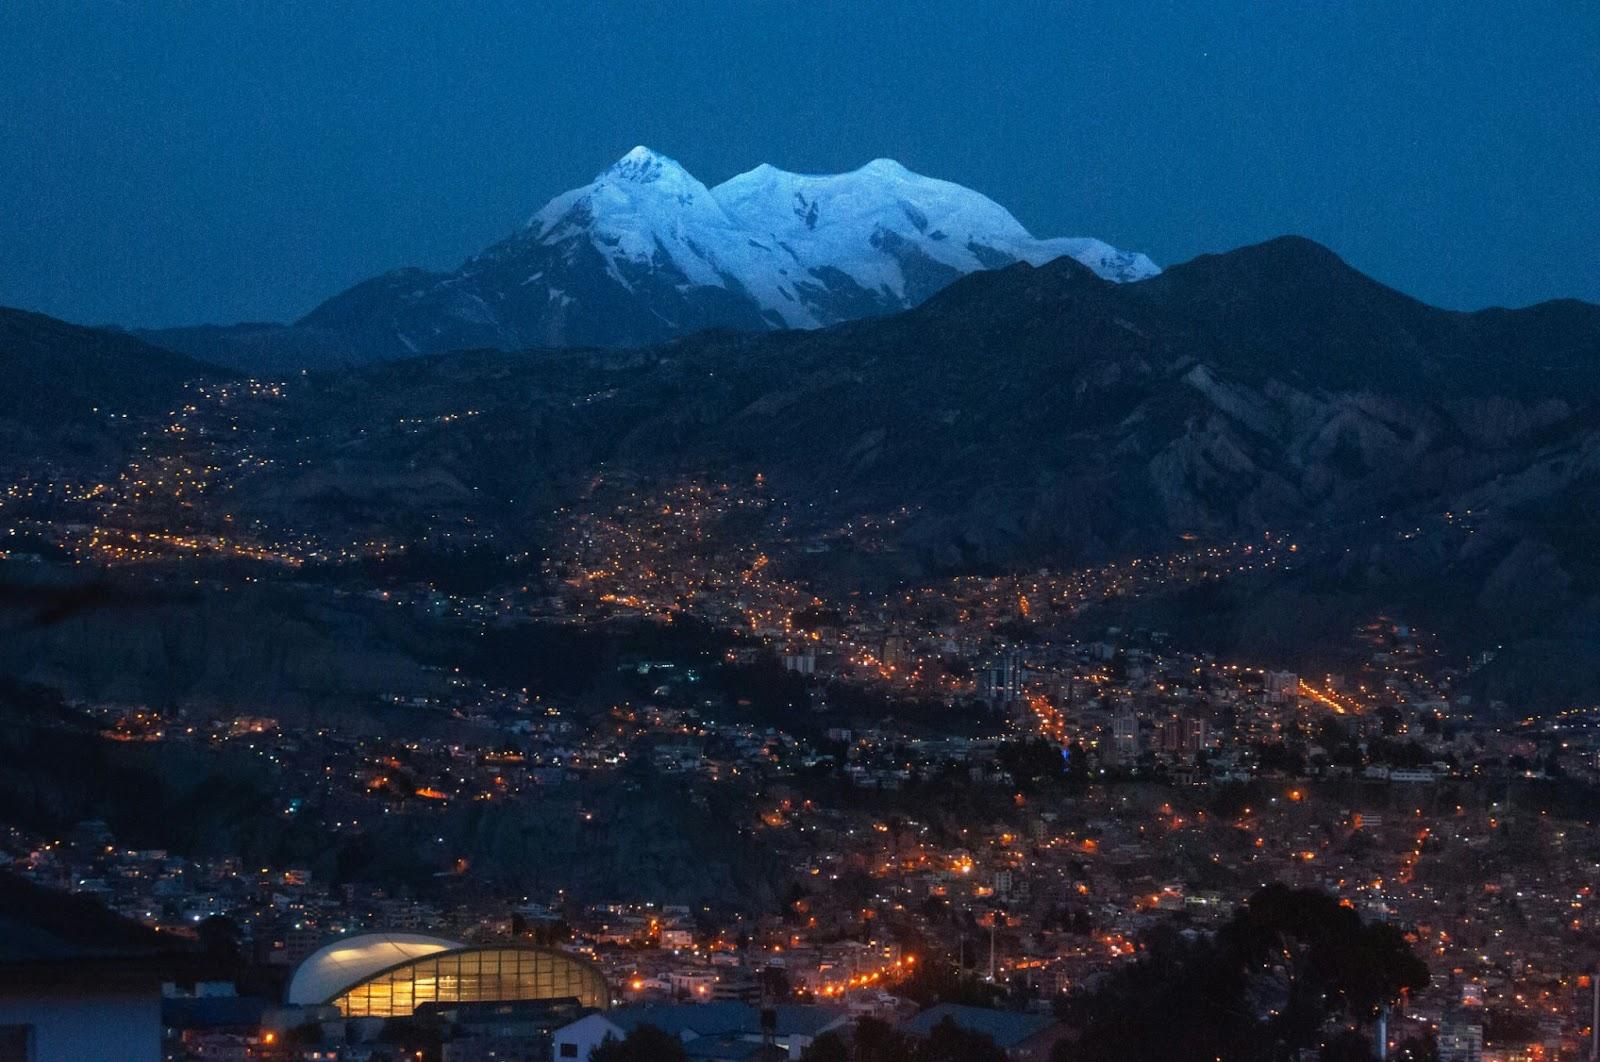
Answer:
[
  {"xmin": 1153, "ymin": 715, "xmax": 1209, "ymax": 761},
  {"xmin": 1265, "ymin": 671, "xmax": 1300, "ymax": 704},
  {"xmin": 978, "ymin": 650, "xmax": 1025, "ymax": 709},
  {"xmin": 1158, "ymin": 716, "xmax": 1185, "ymax": 755},
  {"xmin": 1438, "ymin": 1008, "xmax": 1484, "ymax": 1062},
  {"xmin": 881, "ymin": 635, "xmax": 908, "ymax": 669},
  {"xmin": 1112, "ymin": 709, "xmax": 1139, "ymax": 763}
]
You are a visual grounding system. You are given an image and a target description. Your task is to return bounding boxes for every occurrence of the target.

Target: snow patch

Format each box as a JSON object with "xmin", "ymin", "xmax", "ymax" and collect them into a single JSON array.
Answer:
[{"xmin": 480, "ymin": 147, "xmax": 1158, "ymax": 333}]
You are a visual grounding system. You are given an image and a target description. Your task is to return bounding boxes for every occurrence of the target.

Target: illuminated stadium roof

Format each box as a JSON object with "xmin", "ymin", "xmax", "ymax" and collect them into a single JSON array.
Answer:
[
  {"xmin": 288, "ymin": 932, "xmax": 462, "ymax": 1006},
  {"xmin": 287, "ymin": 932, "xmax": 610, "ymax": 1017}
]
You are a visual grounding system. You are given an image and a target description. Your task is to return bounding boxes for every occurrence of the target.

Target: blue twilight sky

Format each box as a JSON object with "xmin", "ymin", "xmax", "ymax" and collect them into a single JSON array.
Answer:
[{"xmin": 1, "ymin": 1, "xmax": 1597, "ymax": 328}]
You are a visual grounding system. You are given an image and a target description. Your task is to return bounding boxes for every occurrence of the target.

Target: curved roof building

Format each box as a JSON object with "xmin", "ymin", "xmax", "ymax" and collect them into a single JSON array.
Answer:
[{"xmin": 288, "ymin": 932, "xmax": 609, "ymax": 1018}]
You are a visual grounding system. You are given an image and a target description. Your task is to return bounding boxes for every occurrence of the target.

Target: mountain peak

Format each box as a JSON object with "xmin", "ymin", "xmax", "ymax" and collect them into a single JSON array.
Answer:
[
  {"xmin": 1227, "ymin": 234, "xmax": 1347, "ymax": 268},
  {"xmin": 297, "ymin": 149, "xmax": 1159, "ymax": 357},
  {"xmin": 1148, "ymin": 235, "xmax": 1399, "ymax": 302},
  {"xmin": 600, "ymin": 146, "xmax": 691, "ymax": 185},
  {"xmin": 857, "ymin": 157, "xmax": 912, "ymax": 178}
]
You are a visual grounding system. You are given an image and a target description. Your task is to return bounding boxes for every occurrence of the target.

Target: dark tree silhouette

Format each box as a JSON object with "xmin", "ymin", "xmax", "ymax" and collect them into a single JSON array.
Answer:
[
  {"xmin": 1053, "ymin": 884, "xmax": 1428, "ymax": 1062},
  {"xmin": 590, "ymin": 1024, "xmax": 687, "ymax": 1062},
  {"xmin": 914, "ymin": 1017, "xmax": 1008, "ymax": 1062},
  {"xmin": 802, "ymin": 1016, "xmax": 1007, "ymax": 1062}
]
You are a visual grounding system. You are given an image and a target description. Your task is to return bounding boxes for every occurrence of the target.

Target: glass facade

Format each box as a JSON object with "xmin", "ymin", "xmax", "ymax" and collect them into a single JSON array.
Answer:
[{"xmin": 326, "ymin": 946, "xmax": 609, "ymax": 1018}]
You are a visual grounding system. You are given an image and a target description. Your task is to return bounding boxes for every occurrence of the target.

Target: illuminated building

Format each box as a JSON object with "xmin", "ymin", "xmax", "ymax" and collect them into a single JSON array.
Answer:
[
  {"xmin": 1111, "ymin": 708, "xmax": 1139, "ymax": 763},
  {"xmin": 979, "ymin": 651, "xmax": 1025, "ymax": 710},
  {"xmin": 287, "ymin": 933, "xmax": 609, "ymax": 1018}
]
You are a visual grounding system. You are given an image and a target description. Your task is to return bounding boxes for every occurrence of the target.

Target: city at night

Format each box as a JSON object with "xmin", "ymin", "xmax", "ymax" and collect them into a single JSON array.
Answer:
[{"xmin": 1, "ymin": 4, "xmax": 1598, "ymax": 1061}]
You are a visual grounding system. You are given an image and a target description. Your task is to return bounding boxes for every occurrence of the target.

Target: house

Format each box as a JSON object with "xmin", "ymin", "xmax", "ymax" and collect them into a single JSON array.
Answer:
[
  {"xmin": 553, "ymin": 1012, "xmax": 621, "ymax": 1060},
  {"xmin": 0, "ymin": 873, "xmax": 200, "ymax": 1062}
]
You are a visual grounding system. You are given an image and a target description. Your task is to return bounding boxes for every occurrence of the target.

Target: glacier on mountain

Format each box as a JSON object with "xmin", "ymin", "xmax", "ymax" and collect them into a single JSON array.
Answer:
[
  {"xmin": 297, "ymin": 146, "xmax": 1158, "ymax": 356},
  {"xmin": 503, "ymin": 147, "xmax": 1157, "ymax": 330}
]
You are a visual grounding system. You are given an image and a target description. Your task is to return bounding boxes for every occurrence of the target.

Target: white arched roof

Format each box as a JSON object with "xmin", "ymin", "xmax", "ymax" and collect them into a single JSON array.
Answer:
[{"xmin": 288, "ymin": 932, "xmax": 464, "ymax": 1004}]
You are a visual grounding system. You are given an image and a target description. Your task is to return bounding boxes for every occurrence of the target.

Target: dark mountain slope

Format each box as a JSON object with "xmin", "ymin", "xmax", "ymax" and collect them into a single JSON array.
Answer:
[
  {"xmin": 129, "ymin": 320, "xmax": 366, "ymax": 375},
  {"xmin": 192, "ymin": 236, "xmax": 1600, "ymax": 702},
  {"xmin": 7, "ymin": 237, "xmax": 1597, "ymax": 704},
  {"xmin": 220, "ymin": 237, "xmax": 1598, "ymax": 574},
  {"xmin": 0, "ymin": 306, "xmax": 223, "ymax": 426},
  {"xmin": 1132, "ymin": 235, "xmax": 1600, "ymax": 397},
  {"xmin": 0, "ymin": 307, "xmax": 229, "ymax": 472}
]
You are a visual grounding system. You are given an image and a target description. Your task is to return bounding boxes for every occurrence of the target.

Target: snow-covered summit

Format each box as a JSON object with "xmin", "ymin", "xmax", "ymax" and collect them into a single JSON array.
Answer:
[
  {"xmin": 521, "ymin": 148, "xmax": 738, "ymax": 293},
  {"xmin": 302, "ymin": 148, "xmax": 1158, "ymax": 353},
  {"xmin": 711, "ymin": 155, "xmax": 1158, "ymax": 311},
  {"xmin": 512, "ymin": 147, "xmax": 1156, "ymax": 329},
  {"xmin": 604, "ymin": 145, "xmax": 691, "ymax": 184}
]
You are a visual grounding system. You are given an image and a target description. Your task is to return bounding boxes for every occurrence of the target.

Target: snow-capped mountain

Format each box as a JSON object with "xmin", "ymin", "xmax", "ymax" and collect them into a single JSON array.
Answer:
[{"xmin": 284, "ymin": 147, "xmax": 1160, "ymax": 359}]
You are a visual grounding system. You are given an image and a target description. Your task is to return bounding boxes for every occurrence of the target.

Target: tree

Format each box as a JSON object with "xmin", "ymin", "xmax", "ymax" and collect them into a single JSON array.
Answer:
[
  {"xmin": 913, "ymin": 1017, "xmax": 1007, "ymax": 1062},
  {"xmin": 1322, "ymin": 1028, "xmax": 1380, "ymax": 1061},
  {"xmin": 529, "ymin": 917, "xmax": 572, "ymax": 947},
  {"xmin": 759, "ymin": 965, "xmax": 792, "ymax": 1000},
  {"xmin": 898, "ymin": 957, "xmax": 1005, "ymax": 1008},
  {"xmin": 802, "ymin": 1031, "xmax": 852, "ymax": 1062},
  {"xmin": 195, "ymin": 914, "xmax": 242, "ymax": 967},
  {"xmin": 803, "ymin": 1016, "xmax": 1008, "ymax": 1062},
  {"xmin": 852, "ymin": 1017, "xmax": 916, "ymax": 1062},
  {"xmin": 1053, "ymin": 884, "xmax": 1428, "ymax": 1062},
  {"xmin": 590, "ymin": 1025, "xmax": 687, "ymax": 1062},
  {"xmin": 999, "ymin": 737, "xmax": 1065, "ymax": 793}
]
